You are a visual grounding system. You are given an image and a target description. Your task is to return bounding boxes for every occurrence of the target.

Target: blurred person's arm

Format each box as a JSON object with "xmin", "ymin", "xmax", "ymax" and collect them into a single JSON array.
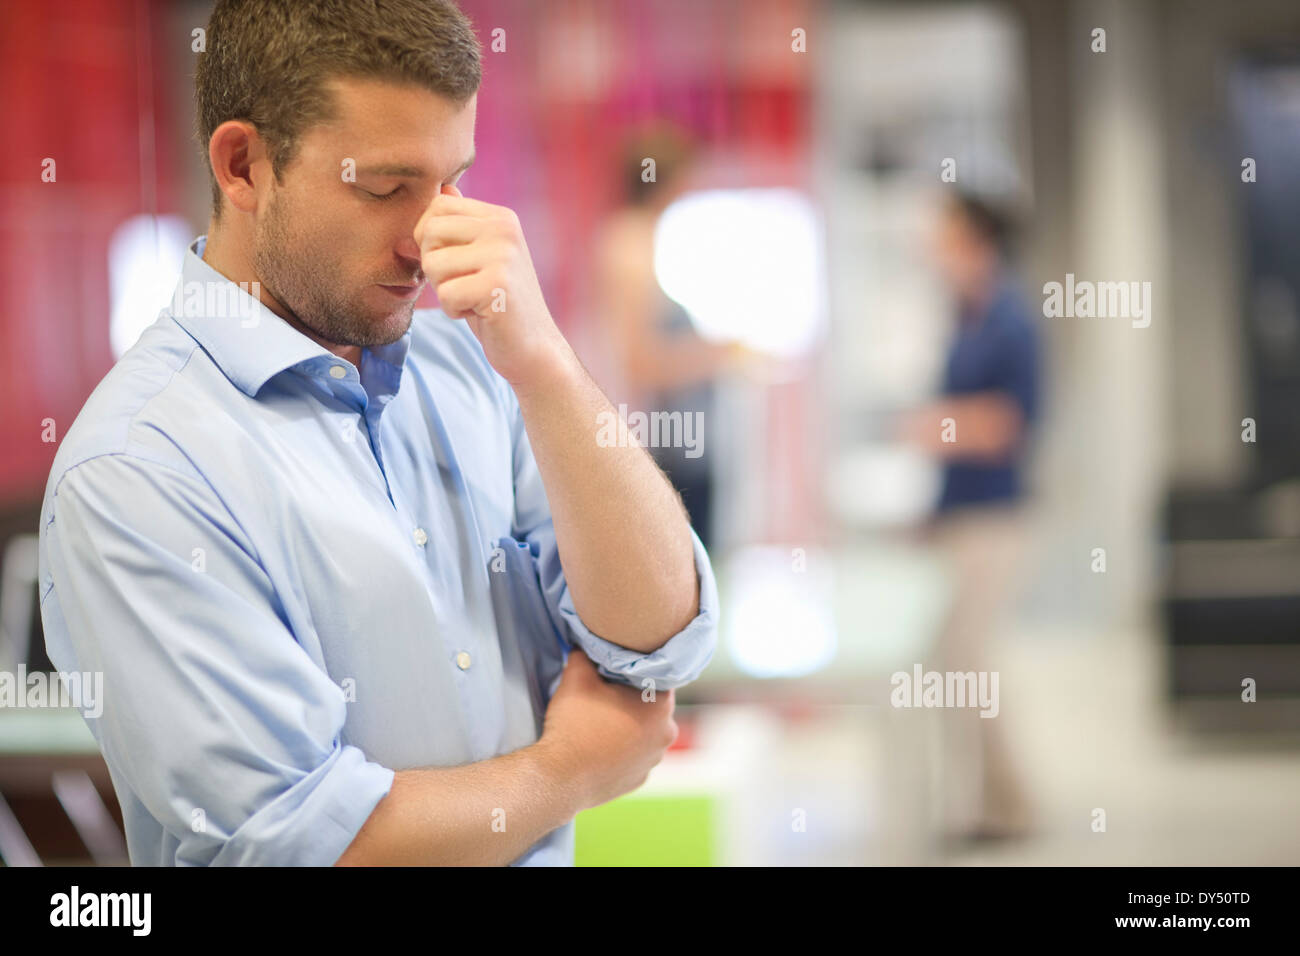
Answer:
[
  {"xmin": 595, "ymin": 215, "xmax": 739, "ymax": 392},
  {"xmin": 900, "ymin": 308, "xmax": 1041, "ymax": 464},
  {"xmin": 899, "ymin": 391, "xmax": 1027, "ymax": 463}
]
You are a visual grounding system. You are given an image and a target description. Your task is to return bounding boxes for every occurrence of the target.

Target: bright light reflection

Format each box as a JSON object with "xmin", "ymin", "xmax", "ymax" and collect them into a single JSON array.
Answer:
[
  {"xmin": 109, "ymin": 214, "xmax": 190, "ymax": 358},
  {"xmin": 654, "ymin": 188, "xmax": 825, "ymax": 359},
  {"xmin": 724, "ymin": 546, "xmax": 838, "ymax": 678}
]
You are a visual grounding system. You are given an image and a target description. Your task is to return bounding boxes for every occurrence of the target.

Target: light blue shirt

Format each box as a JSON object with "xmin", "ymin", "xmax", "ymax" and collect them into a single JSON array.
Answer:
[{"xmin": 37, "ymin": 236, "xmax": 718, "ymax": 866}]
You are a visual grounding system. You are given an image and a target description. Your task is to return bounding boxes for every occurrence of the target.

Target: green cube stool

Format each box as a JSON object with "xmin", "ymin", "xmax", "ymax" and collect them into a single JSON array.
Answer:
[{"xmin": 574, "ymin": 793, "xmax": 717, "ymax": 867}]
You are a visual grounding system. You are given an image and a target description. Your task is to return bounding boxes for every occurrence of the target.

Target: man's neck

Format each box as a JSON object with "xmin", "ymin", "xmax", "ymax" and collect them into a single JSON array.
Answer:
[{"xmin": 202, "ymin": 222, "xmax": 363, "ymax": 367}]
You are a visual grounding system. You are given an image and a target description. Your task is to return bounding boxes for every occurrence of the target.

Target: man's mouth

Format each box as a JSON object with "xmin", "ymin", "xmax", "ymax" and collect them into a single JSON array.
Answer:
[{"xmin": 378, "ymin": 280, "xmax": 423, "ymax": 300}]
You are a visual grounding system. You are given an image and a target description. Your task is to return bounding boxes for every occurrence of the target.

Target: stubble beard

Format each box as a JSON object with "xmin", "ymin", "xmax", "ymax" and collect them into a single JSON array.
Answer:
[{"xmin": 252, "ymin": 189, "xmax": 415, "ymax": 349}]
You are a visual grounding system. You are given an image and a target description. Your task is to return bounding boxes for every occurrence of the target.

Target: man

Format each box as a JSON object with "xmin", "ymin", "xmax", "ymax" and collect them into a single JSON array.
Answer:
[
  {"xmin": 37, "ymin": 0, "xmax": 717, "ymax": 866},
  {"xmin": 901, "ymin": 192, "xmax": 1041, "ymax": 843}
]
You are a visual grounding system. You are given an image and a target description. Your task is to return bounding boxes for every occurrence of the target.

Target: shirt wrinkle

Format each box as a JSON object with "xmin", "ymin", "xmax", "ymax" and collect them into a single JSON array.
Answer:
[{"xmin": 37, "ymin": 234, "xmax": 719, "ymax": 867}]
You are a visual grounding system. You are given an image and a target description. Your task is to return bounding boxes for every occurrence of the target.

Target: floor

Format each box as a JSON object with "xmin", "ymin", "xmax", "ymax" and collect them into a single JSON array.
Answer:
[
  {"xmin": 941, "ymin": 621, "xmax": 1300, "ymax": 866},
  {"xmin": 657, "ymin": 620, "xmax": 1300, "ymax": 865}
]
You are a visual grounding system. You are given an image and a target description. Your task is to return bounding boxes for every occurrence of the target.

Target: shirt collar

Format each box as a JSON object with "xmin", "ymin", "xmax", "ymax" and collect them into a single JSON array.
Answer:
[{"xmin": 168, "ymin": 236, "xmax": 413, "ymax": 397}]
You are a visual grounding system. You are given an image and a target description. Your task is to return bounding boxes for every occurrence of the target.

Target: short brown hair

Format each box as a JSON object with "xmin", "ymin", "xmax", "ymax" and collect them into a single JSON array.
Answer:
[{"xmin": 195, "ymin": 0, "xmax": 482, "ymax": 217}]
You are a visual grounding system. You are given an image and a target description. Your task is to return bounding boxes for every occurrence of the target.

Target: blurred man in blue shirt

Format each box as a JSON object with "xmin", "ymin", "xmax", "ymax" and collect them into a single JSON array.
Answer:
[
  {"xmin": 902, "ymin": 192, "xmax": 1041, "ymax": 844},
  {"xmin": 38, "ymin": 0, "xmax": 716, "ymax": 866}
]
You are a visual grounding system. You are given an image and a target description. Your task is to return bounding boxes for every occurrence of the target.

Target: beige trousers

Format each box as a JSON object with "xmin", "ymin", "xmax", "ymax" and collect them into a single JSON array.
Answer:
[{"xmin": 922, "ymin": 502, "xmax": 1036, "ymax": 836}]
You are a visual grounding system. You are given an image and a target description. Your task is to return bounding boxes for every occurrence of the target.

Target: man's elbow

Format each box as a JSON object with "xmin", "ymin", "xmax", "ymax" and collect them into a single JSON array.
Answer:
[{"xmin": 663, "ymin": 564, "xmax": 701, "ymax": 642}]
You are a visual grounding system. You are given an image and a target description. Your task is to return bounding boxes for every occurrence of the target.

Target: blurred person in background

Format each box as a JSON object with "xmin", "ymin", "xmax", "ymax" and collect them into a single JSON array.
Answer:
[
  {"xmin": 900, "ymin": 191, "xmax": 1042, "ymax": 844},
  {"xmin": 591, "ymin": 125, "xmax": 746, "ymax": 550}
]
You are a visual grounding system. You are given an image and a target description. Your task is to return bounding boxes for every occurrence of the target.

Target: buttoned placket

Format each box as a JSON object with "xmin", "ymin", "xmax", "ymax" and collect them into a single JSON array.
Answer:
[
  {"xmin": 314, "ymin": 354, "xmax": 490, "ymax": 748},
  {"xmin": 306, "ymin": 357, "xmax": 419, "ymax": 546},
  {"xmin": 402, "ymin": 379, "xmax": 496, "ymax": 695}
]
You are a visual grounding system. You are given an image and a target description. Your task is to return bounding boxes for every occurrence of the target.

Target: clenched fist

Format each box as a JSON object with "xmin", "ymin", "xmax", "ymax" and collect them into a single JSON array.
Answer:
[{"xmin": 414, "ymin": 185, "xmax": 572, "ymax": 389}]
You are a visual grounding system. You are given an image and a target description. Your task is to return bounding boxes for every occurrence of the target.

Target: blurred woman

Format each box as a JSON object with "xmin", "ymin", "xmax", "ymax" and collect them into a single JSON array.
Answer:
[{"xmin": 590, "ymin": 125, "xmax": 742, "ymax": 549}]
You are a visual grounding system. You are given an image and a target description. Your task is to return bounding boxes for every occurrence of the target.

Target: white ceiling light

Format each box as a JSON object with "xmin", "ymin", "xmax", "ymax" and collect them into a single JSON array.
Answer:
[{"xmin": 654, "ymin": 188, "xmax": 826, "ymax": 359}]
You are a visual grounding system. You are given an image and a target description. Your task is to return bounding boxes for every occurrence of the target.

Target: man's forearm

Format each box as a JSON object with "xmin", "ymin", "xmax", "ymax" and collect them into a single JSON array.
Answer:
[
  {"xmin": 512, "ymin": 345, "xmax": 699, "ymax": 652},
  {"xmin": 413, "ymin": 190, "xmax": 698, "ymax": 651},
  {"xmin": 335, "ymin": 740, "xmax": 579, "ymax": 866}
]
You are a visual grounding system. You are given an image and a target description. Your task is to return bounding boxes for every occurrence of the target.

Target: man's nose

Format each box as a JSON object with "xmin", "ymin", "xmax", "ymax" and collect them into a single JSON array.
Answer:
[{"xmin": 395, "ymin": 232, "xmax": 423, "ymax": 268}]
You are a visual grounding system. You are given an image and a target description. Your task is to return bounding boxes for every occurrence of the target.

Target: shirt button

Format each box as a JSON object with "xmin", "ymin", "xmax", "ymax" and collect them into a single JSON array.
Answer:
[
  {"xmin": 329, "ymin": 365, "xmax": 347, "ymax": 379},
  {"xmin": 455, "ymin": 651, "xmax": 472, "ymax": 671},
  {"xmin": 413, "ymin": 527, "xmax": 428, "ymax": 547}
]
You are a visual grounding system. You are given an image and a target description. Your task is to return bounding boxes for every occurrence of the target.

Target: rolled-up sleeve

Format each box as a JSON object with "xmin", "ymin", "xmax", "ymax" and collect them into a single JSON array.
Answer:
[
  {"xmin": 39, "ymin": 453, "xmax": 393, "ymax": 866},
  {"xmin": 508, "ymin": 400, "xmax": 719, "ymax": 692},
  {"xmin": 551, "ymin": 525, "xmax": 718, "ymax": 690}
]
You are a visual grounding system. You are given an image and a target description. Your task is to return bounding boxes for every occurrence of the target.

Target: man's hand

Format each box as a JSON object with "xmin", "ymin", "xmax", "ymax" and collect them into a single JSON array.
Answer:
[
  {"xmin": 415, "ymin": 185, "xmax": 572, "ymax": 390},
  {"xmin": 536, "ymin": 651, "xmax": 679, "ymax": 812}
]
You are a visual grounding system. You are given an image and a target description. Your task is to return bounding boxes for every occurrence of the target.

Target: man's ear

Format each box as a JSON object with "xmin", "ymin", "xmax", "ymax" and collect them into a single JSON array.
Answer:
[{"xmin": 208, "ymin": 120, "xmax": 266, "ymax": 214}]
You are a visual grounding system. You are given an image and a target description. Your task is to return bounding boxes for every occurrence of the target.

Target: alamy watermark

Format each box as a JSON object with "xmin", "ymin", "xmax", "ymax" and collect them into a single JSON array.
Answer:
[
  {"xmin": 50, "ymin": 886, "xmax": 150, "ymax": 935},
  {"xmin": 1043, "ymin": 273, "xmax": 1152, "ymax": 328},
  {"xmin": 890, "ymin": 664, "xmax": 999, "ymax": 718},
  {"xmin": 0, "ymin": 665, "xmax": 103, "ymax": 718},
  {"xmin": 596, "ymin": 404, "xmax": 704, "ymax": 459},
  {"xmin": 169, "ymin": 279, "xmax": 262, "ymax": 326}
]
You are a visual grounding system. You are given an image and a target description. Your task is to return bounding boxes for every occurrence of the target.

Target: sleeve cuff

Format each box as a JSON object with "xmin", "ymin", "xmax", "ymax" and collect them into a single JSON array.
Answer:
[
  {"xmin": 207, "ymin": 744, "xmax": 394, "ymax": 866},
  {"xmin": 556, "ymin": 527, "xmax": 719, "ymax": 692}
]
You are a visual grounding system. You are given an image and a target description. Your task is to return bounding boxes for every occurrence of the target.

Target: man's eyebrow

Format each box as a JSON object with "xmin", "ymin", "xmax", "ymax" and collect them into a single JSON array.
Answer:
[
  {"xmin": 355, "ymin": 163, "xmax": 427, "ymax": 178},
  {"xmin": 356, "ymin": 153, "xmax": 475, "ymax": 180}
]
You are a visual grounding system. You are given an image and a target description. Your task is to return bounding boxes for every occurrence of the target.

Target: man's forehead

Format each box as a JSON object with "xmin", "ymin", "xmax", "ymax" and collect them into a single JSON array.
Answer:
[
  {"xmin": 326, "ymin": 75, "xmax": 476, "ymax": 123},
  {"xmin": 310, "ymin": 78, "xmax": 476, "ymax": 175}
]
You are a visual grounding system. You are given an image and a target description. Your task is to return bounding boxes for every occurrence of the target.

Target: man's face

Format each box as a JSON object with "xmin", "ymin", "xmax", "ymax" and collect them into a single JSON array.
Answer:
[
  {"xmin": 930, "ymin": 204, "xmax": 994, "ymax": 298},
  {"xmin": 252, "ymin": 78, "xmax": 477, "ymax": 348}
]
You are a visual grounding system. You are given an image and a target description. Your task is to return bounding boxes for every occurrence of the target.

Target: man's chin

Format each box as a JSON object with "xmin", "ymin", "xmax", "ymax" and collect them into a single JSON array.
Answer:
[
  {"xmin": 357, "ymin": 295, "xmax": 417, "ymax": 343},
  {"xmin": 385, "ymin": 301, "xmax": 417, "ymax": 339},
  {"xmin": 369, "ymin": 287, "xmax": 420, "ymax": 328}
]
